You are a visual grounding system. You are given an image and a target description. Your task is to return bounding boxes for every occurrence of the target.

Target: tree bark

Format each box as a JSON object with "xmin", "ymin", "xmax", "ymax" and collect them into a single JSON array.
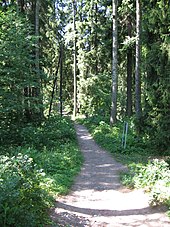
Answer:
[
  {"xmin": 35, "ymin": 0, "xmax": 44, "ymax": 122},
  {"xmin": 110, "ymin": 0, "xmax": 118, "ymax": 125},
  {"xmin": 72, "ymin": 0, "xmax": 77, "ymax": 119},
  {"xmin": 35, "ymin": 0, "xmax": 40, "ymax": 76},
  {"xmin": 94, "ymin": 2, "xmax": 98, "ymax": 75},
  {"xmin": 48, "ymin": 51, "xmax": 61, "ymax": 118},
  {"xmin": 135, "ymin": 0, "xmax": 142, "ymax": 121},
  {"xmin": 126, "ymin": 16, "xmax": 133, "ymax": 117},
  {"xmin": 60, "ymin": 45, "xmax": 63, "ymax": 117},
  {"xmin": 17, "ymin": 0, "xmax": 24, "ymax": 12}
]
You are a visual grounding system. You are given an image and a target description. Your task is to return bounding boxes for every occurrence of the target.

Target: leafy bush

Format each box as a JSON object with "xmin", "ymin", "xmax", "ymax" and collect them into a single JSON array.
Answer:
[
  {"xmin": 21, "ymin": 115, "xmax": 76, "ymax": 150},
  {"xmin": 24, "ymin": 143, "xmax": 83, "ymax": 195},
  {"xmin": 122, "ymin": 159, "xmax": 170, "ymax": 208},
  {"xmin": 78, "ymin": 73, "xmax": 111, "ymax": 116},
  {"xmin": 0, "ymin": 115, "xmax": 83, "ymax": 226},
  {"xmin": 133, "ymin": 160, "xmax": 169, "ymax": 190},
  {"xmin": 0, "ymin": 153, "xmax": 53, "ymax": 227}
]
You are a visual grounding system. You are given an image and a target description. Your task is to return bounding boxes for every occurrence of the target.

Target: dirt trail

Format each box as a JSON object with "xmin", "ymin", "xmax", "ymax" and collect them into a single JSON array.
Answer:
[{"xmin": 50, "ymin": 124, "xmax": 170, "ymax": 227}]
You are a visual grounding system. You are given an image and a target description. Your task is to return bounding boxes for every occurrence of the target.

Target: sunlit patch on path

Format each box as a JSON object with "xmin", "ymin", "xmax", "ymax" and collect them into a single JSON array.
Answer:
[{"xmin": 50, "ymin": 124, "xmax": 170, "ymax": 227}]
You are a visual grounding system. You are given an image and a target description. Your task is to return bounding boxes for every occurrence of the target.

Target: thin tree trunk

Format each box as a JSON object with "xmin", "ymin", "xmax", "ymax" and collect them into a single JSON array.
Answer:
[
  {"xmin": 48, "ymin": 51, "xmax": 61, "ymax": 118},
  {"xmin": 135, "ymin": 0, "xmax": 142, "ymax": 121},
  {"xmin": 72, "ymin": 0, "xmax": 77, "ymax": 119},
  {"xmin": 126, "ymin": 17, "xmax": 133, "ymax": 117},
  {"xmin": 60, "ymin": 45, "xmax": 63, "ymax": 117},
  {"xmin": 94, "ymin": 2, "xmax": 98, "ymax": 74},
  {"xmin": 35, "ymin": 0, "xmax": 40, "ymax": 76},
  {"xmin": 110, "ymin": 0, "xmax": 118, "ymax": 125},
  {"xmin": 35, "ymin": 0, "xmax": 43, "ymax": 122},
  {"xmin": 17, "ymin": 0, "xmax": 24, "ymax": 12}
]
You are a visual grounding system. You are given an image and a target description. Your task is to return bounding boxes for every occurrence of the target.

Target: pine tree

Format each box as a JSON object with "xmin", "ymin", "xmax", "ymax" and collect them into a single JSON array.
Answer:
[
  {"xmin": 110, "ymin": 0, "xmax": 118, "ymax": 125},
  {"xmin": 135, "ymin": 0, "xmax": 142, "ymax": 131},
  {"xmin": 72, "ymin": 0, "xmax": 77, "ymax": 119}
]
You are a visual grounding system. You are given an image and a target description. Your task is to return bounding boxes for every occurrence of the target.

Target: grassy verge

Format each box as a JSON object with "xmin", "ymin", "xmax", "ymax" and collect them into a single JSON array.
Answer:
[
  {"xmin": 0, "ymin": 115, "xmax": 83, "ymax": 227},
  {"xmin": 77, "ymin": 115, "xmax": 170, "ymax": 217}
]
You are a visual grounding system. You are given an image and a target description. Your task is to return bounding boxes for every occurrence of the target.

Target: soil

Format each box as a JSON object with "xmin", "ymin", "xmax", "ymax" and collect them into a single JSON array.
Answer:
[{"xmin": 50, "ymin": 124, "xmax": 170, "ymax": 227}]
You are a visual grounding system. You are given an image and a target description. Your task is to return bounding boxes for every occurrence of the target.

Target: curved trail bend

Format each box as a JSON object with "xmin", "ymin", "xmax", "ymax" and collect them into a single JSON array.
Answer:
[{"xmin": 51, "ymin": 124, "xmax": 169, "ymax": 227}]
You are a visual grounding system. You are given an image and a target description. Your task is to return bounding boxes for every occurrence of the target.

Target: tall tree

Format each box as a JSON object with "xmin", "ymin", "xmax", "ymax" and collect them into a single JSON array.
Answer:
[
  {"xmin": 72, "ymin": 0, "xmax": 77, "ymax": 119},
  {"xmin": 126, "ymin": 15, "xmax": 133, "ymax": 117},
  {"xmin": 48, "ymin": 50, "xmax": 61, "ymax": 118},
  {"xmin": 35, "ymin": 0, "xmax": 40, "ymax": 77},
  {"xmin": 34, "ymin": 0, "xmax": 43, "ymax": 121},
  {"xmin": 135, "ymin": 0, "xmax": 142, "ymax": 123},
  {"xmin": 60, "ymin": 44, "xmax": 63, "ymax": 116},
  {"xmin": 110, "ymin": 0, "xmax": 118, "ymax": 125},
  {"xmin": 142, "ymin": 0, "xmax": 170, "ymax": 149}
]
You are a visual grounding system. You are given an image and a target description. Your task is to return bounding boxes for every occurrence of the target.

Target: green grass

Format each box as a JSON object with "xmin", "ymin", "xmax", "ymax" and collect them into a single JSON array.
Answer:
[{"xmin": 0, "ymin": 115, "xmax": 83, "ymax": 226}]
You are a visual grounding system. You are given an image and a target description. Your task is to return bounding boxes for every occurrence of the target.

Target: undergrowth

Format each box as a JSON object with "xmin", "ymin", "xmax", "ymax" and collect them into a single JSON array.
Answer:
[
  {"xmin": 78, "ymin": 115, "xmax": 170, "ymax": 216},
  {"xmin": 0, "ymin": 115, "xmax": 83, "ymax": 227}
]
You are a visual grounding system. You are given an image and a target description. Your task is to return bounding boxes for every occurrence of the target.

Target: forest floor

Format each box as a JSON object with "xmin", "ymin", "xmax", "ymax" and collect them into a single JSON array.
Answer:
[{"xmin": 50, "ymin": 124, "xmax": 170, "ymax": 227}]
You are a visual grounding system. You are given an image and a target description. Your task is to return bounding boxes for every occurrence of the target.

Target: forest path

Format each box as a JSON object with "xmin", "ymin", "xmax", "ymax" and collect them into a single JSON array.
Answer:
[{"xmin": 50, "ymin": 124, "xmax": 169, "ymax": 227}]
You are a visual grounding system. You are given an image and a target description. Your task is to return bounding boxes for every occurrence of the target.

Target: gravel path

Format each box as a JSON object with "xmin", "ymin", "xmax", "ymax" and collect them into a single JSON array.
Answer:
[{"xmin": 50, "ymin": 124, "xmax": 170, "ymax": 227}]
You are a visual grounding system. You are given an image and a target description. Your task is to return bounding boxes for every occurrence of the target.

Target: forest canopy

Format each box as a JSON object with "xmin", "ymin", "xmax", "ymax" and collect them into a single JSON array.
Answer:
[{"xmin": 0, "ymin": 0, "xmax": 169, "ymax": 151}]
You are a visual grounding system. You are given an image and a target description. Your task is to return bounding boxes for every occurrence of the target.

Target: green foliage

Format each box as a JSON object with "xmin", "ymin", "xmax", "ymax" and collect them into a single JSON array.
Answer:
[
  {"xmin": 78, "ymin": 73, "xmax": 111, "ymax": 117},
  {"xmin": 0, "ymin": 9, "xmax": 42, "ymax": 144},
  {"xmin": 0, "ymin": 153, "xmax": 52, "ymax": 227},
  {"xmin": 0, "ymin": 116, "xmax": 83, "ymax": 226},
  {"xmin": 92, "ymin": 121, "xmax": 121, "ymax": 153},
  {"xmin": 0, "ymin": 0, "xmax": 170, "ymax": 222},
  {"xmin": 141, "ymin": 0, "xmax": 170, "ymax": 152},
  {"xmin": 122, "ymin": 160, "xmax": 170, "ymax": 208},
  {"xmin": 23, "ymin": 143, "xmax": 82, "ymax": 195},
  {"xmin": 21, "ymin": 116, "xmax": 76, "ymax": 150}
]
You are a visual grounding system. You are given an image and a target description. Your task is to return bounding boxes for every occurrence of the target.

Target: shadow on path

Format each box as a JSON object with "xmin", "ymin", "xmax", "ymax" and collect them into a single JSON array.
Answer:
[
  {"xmin": 50, "ymin": 124, "xmax": 170, "ymax": 227},
  {"xmin": 56, "ymin": 201, "xmax": 167, "ymax": 217},
  {"xmin": 73, "ymin": 124, "xmax": 127, "ymax": 192}
]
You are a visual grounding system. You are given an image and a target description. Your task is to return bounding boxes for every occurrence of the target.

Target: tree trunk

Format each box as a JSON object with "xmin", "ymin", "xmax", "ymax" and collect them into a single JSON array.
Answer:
[
  {"xmin": 60, "ymin": 45, "xmax": 63, "ymax": 117},
  {"xmin": 126, "ymin": 16, "xmax": 133, "ymax": 117},
  {"xmin": 17, "ymin": 0, "xmax": 24, "ymax": 12},
  {"xmin": 34, "ymin": 0, "xmax": 43, "ymax": 122},
  {"xmin": 35, "ymin": 0, "xmax": 40, "ymax": 76},
  {"xmin": 135, "ymin": 0, "xmax": 142, "ymax": 122},
  {"xmin": 48, "ymin": 51, "xmax": 61, "ymax": 118},
  {"xmin": 72, "ymin": 0, "xmax": 77, "ymax": 119},
  {"xmin": 110, "ymin": 0, "xmax": 118, "ymax": 125},
  {"xmin": 94, "ymin": 2, "xmax": 98, "ymax": 74}
]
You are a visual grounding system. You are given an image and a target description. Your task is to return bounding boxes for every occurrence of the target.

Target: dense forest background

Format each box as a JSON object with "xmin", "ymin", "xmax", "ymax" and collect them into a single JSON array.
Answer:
[
  {"xmin": 0, "ymin": 0, "xmax": 170, "ymax": 226},
  {"xmin": 0, "ymin": 0, "xmax": 169, "ymax": 151}
]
